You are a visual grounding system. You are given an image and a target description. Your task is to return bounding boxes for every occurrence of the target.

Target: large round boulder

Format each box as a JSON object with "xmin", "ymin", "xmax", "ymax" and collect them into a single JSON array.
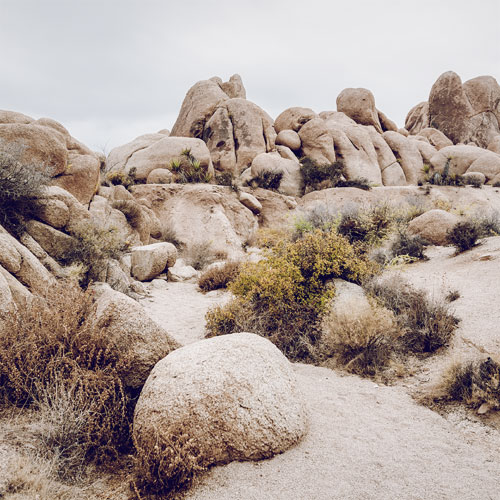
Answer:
[
  {"xmin": 336, "ymin": 88, "xmax": 383, "ymax": 133},
  {"xmin": 133, "ymin": 332, "xmax": 308, "ymax": 487},
  {"xmin": 130, "ymin": 242, "xmax": 178, "ymax": 281},
  {"xmin": 407, "ymin": 209, "xmax": 460, "ymax": 246}
]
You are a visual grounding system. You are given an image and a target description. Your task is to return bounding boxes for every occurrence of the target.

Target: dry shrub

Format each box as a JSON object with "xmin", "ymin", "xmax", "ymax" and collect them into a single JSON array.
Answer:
[
  {"xmin": 364, "ymin": 276, "xmax": 459, "ymax": 353},
  {"xmin": 0, "ymin": 141, "xmax": 53, "ymax": 236},
  {"xmin": 319, "ymin": 303, "xmax": 401, "ymax": 376},
  {"xmin": 447, "ymin": 221, "xmax": 480, "ymax": 253},
  {"xmin": 111, "ymin": 199, "xmax": 144, "ymax": 229},
  {"xmin": 439, "ymin": 357, "xmax": 500, "ymax": 410},
  {"xmin": 59, "ymin": 221, "xmax": 128, "ymax": 285},
  {"xmin": 0, "ymin": 282, "xmax": 134, "ymax": 474},
  {"xmin": 198, "ymin": 261, "xmax": 241, "ymax": 292},
  {"xmin": 184, "ymin": 241, "xmax": 223, "ymax": 270},
  {"xmin": 132, "ymin": 426, "xmax": 206, "ymax": 499},
  {"xmin": 252, "ymin": 170, "xmax": 283, "ymax": 191}
]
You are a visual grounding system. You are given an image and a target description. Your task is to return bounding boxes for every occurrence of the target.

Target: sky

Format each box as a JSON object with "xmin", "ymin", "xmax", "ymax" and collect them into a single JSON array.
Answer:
[{"xmin": 1, "ymin": 0, "xmax": 499, "ymax": 153}]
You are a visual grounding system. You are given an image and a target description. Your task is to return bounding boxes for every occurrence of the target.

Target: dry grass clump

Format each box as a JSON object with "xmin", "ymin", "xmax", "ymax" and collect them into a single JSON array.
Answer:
[
  {"xmin": 206, "ymin": 229, "xmax": 377, "ymax": 361},
  {"xmin": 184, "ymin": 241, "xmax": 226, "ymax": 271},
  {"xmin": 132, "ymin": 426, "xmax": 206, "ymax": 499},
  {"xmin": 389, "ymin": 230, "xmax": 428, "ymax": 261},
  {"xmin": 439, "ymin": 357, "xmax": 500, "ymax": 410},
  {"xmin": 319, "ymin": 303, "xmax": 402, "ymax": 376},
  {"xmin": 111, "ymin": 199, "xmax": 144, "ymax": 229},
  {"xmin": 0, "ymin": 282, "xmax": 134, "ymax": 477},
  {"xmin": 198, "ymin": 261, "xmax": 241, "ymax": 292},
  {"xmin": 364, "ymin": 275, "xmax": 459, "ymax": 354}
]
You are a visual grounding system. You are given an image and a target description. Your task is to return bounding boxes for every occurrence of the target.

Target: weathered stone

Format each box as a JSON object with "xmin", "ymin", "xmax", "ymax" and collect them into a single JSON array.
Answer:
[
  {"xmin": 34, "ymin": 198, "xmax": 70, "ymax": 229},
  {"xmin": 487, "ymin": 135, "xmax": 500, "ymax": 154},
  {"xmin": 430, "ymin": 145, "xmax": 490, "ymax": 176},
  {"xmin": 238, "ymin": 190, "xmax": 262, "ymax": 214},
  {"xmin": 167, "ymin": 259, "xmax": 198, "ymax": 283},
  {"xmin": 377, "ymin": 110, "xmax": 398, "ymax": 132},
  {"xmin": 407, "ymin": 209, "xmax": 460, "ymax": 246},
  {"xmin": 336, "ymin": 88, "xmax": 382, "ymax": 133},
  {"xmin": 274, "ymin": 107, "xmax": 318, "ymax": 133},
  {"xmin": 298, "ymin": 118, "xmax": 336, "ymax": 165},
  {"xmin": 383, "ymin": 131, "xmax": 423, "ymax": 184},
  {"xmin": 146, "ymin": 168, "xmax": 172, "ymax": 184},
  {"xmin": 405, "ymin": 102, "xmax": 429, "ymax": 135},
  {"xmin": 276, "ymin": 129, "xmax": 301, "ymax": 151},
  {"xmin": 416, "ymin": 128, "xmax": 453, "ymax": 150},
  {"xmin": 131, "ymin": 242, "xmax": 178, "ymax": 281},
  {"xmin": 91, "ymin": 285, "xmax": 179, "ymax": 388},
  {"xmin": 133, "ymin": 333, "xmax": 307, "ymax": 476}
]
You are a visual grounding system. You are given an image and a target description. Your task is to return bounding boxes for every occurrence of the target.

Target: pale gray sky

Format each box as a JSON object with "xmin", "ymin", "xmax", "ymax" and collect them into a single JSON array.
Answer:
[{"xmin": 1, "ymin": 0, "xmax": 499, "ymax": 152}]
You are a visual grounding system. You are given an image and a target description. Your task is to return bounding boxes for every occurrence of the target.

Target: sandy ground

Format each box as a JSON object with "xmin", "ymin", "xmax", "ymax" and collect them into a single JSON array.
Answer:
[{"xmin": 136, "ymin": 241, "xmax": 500, "ymax": 500}]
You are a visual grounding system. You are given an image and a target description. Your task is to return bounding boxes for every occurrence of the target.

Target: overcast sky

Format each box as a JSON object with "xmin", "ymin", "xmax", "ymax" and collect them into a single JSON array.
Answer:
[{"xmin": 1, "ymin": 0, "xmax": 499, "ymax": 152}]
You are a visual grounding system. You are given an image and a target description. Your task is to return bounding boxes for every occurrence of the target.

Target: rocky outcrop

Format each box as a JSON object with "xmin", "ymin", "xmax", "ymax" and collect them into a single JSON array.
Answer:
[
  {"xmin": 0, "ymin": 111, "xmax": 101, "ymax": 204},
  {"xmin": 336, "ymin": 88, "xmax": 384, "ymax": 133},
  {"xmin": 171, "ymin": 75, "xmax": 276, "ymax": 175},
  {"xmin": 429, "ymin": 145, "xmax": 500, "ymax": 182},
  {"xmin": 133, "ymin": 333, "xmax": 307, "ymax": 481},
  {"xmin": 405, "ymin": 72, "xmax": 500, "ymax": 149},
  {"xmin": 131, "ymin": 184, "xmax": 258, "ymax": 257}
]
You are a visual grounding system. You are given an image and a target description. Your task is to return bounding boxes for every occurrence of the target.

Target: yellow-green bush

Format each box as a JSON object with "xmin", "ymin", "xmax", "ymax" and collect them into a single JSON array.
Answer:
[{"xmin": 206, "ymin": 230, "xmax": 377, "ymax": 360}]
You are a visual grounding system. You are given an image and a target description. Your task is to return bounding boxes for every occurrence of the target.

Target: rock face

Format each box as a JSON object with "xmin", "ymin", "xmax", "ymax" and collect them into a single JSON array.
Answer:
[
  {"xmin": 407, "ymin": 209, "xmax": 460, "ymax": 246},
  {"xmin": 0, "ymin": 112, "xmax": 101, "ymax": 204},
  {"xmin": 91, "ymin": 285, "xmax": 179, "ymax": 388},
  {"xmin": 131, "ymin": 184, "xmax": 258, "ymax": 257},
  {"xmin": 171, "ymin": 75, "xmax": 276, "ymax": 175},
  {"xmin": 405, "ymin": 71, "xmax": 500, "ymax": 148},
  {"xmin": 130, "ymin": 242, "xmax": 177, "ymax": 281},
  {"xmin": 133, "ymin": 332, "xmax": 308, "ymax": 476}
]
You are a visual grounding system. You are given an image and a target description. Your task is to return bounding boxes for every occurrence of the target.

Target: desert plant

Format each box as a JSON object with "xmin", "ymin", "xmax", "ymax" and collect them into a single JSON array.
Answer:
[
  {"xmin": 364, "ymin": 275, "xmax": 459, "ymax": 353},
  {"xmin": 169, "ymin": 149, "xmax": 212, "ymax": 184},
  {"xmin": 106, "ymin": 170, "xmax": 135, "ymax": 188},
  {"xmin": 132, "ymin": 425, "xmax": 206, "ymax": 499},
  {"xmin": 319, "ymin": 303, "xmax": 402, "ymax": 376},
  {"xmin": 0, "ymin": 141, "xmax": 53, "ymax": 235},
  {"xmin": 184, "ymin": 241, "xmax": 221, "ymax": 270},
  {"xmin": 390, "ymin": 230, "xmax": 428, "ymax": 261},
  {"xmin": 336, "ymin": 178, "xmax": 372, "ymax": 190},
  {"xmin": 428, "ymin": 158, "xmax": 464, "ymax": 186},
  {"xmin": 59, "ymin": 221, "xmax": 129, "ymax": 285},
  {"xmin": 337, "ymin": 205, "xmax": 394, "ymax": 249},
  {"xmin": 111, "ymin": 199, "xmax": 144, "ymax": 229},
  {"xmin": 198, "ymin": 261, "xmax": 241, "ymax": 292},
  {"xmin": 445, "ymin": 289, "xmax": 461, "ymax": 302},
  {"xmin": 439, "ymin": 357, "xmax": 500, "ymax": 410},
  {"xmin": 0, "ymin": 282, "xmax": 134, "ymax": 473},
  {"xmin": 206, "ymin": 230, "xmax": 376, "ymax": 360},
  {"xmin": 300, "ymin": 157, "xmax": 344, "ymax": 193},
  {"xmin": 214, "ymin": 171, "xmax": 236, "ymax": 188},
  {"xmin": 447, "ymin": 220, "xmax": 480, "ymax": 253},
  {"xmin": 253, "ymin": 170, "xmax": 283, "ymax": 190}
]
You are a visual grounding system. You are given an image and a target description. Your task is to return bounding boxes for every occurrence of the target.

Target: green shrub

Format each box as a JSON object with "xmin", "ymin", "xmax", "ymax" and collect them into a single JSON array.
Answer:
[
  {"xmin": 106, "ymin": 170, "xmax": 135, "ymax": 188},
  {"xmin": 300, "ymin": 158, "xmax": 344, "ymax": 193},
  {"xmin": 206, "ymin": 230, "xmax": 376, "ymax": 360},
  {"xmin": 198, "ymin": 261, "xmax": 241, "ymax": 292},
  {"xmin": 364, "ymin": 275, "xmax": 459, "ymax": 353},
  {"xmin": 253, "ymin": 170, "xmax": 283, "ymax": 190},
  {"xmin": 447, "ymin": 221, "xmax": 480, "ymax": 253},
  {"xmin": 170, "ymin": 149, "xmax": 212, "ymax": 184},
  {"xmin": 337, "ymin": 205, "xmax": 394, "ymax": 249}
]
